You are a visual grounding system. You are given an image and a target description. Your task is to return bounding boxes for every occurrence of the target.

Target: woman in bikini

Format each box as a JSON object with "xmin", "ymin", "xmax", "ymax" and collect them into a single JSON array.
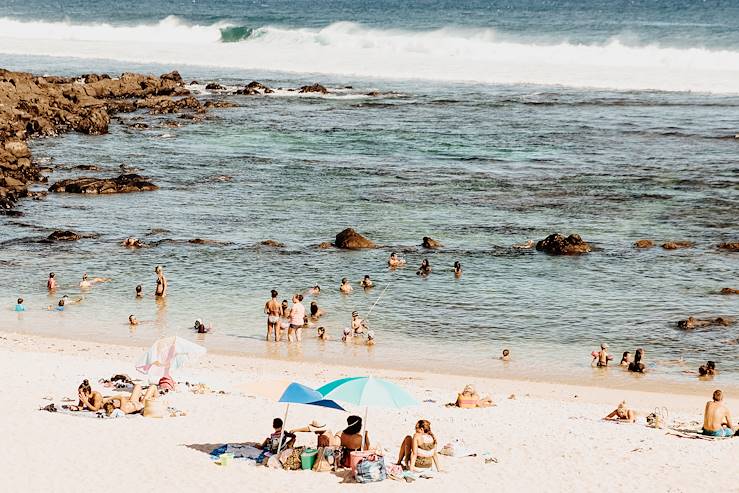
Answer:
[
  {"xmin": 154, "ymin": 266, "xmax": 167, "ymax": 297},
  {"xmin": 69, "ymin": 379, "xmax": 103, "ymax": 412},
  {"xmin": 397, "ymin": 419, "xmax": 442, "ymax": 472},
  {"xmin": 106, "ymin": 384, "xmax": 158, "ymax": 414},
  {"xmin": 455, "ymin": 384, "xmax": 493, "ymax": 408},
  {"xmin": 603, "ymin": 401, "xmax": 636, "ymax": 422}
]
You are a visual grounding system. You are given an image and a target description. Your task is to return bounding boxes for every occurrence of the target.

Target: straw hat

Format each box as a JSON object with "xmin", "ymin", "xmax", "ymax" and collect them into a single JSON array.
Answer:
[{"xmin": 308, "ymin": 420, "xmax": 327, "ymax": 432}]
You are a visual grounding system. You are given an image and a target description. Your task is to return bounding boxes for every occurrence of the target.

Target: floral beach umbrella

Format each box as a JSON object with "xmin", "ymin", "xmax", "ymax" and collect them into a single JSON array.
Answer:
[{"xmin": 136, "ymin": 336, "xmax": 206, "ymax": 381}]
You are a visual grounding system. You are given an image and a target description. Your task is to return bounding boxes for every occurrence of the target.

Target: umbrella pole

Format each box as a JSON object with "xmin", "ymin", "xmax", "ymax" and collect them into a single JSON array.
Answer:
[
  {"xmin": 276, "ymin": 404, "xmax": 290, "ymax": 455},
  {"xmin": 361, "ymin": 406, "xmax": 368, "ymax": 450}
]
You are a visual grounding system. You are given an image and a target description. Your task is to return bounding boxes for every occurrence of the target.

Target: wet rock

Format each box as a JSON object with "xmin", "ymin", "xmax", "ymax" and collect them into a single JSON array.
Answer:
[
  {"xmin": 47, "ymin": 230, "xmax": 81, "ymax": 242},
  {"xmin": 677, "ymin": 316, "xmax": 734, "ymax": 330},
  {"xmin": 299, "ymin": 83, "xmax": 328, "ymax": 94},
  {"xmin": 260, "ymin": 240, "xmax": 285, "ymax": 248},
  {"xmin": 535, "ymin": 233, "xmax": 591, "ymax": 255},
  {"xmin": 236, "ymin": 81, "xmax": 273, "ymax": 95},
  {"xmin": 49, "ymin": 174, "xmax": 158, "ymax": 194},
  {"xmin": 511, "ymin": 240, "xmax": 535, "ymax": 249},
  {"xmin": 318, "ymin": 242, "xmax": 333, "ymax": 249},
  {"xmin": 188, "ymin": 238, "xmax": 221, "ymax": 245},
  {"xmin": 162, "ymin": 120, "xmax": 181, "ymax": 128},
  {"xmin": 717, "ymin": 242, "xmax": 739, "ymax": 252},
  {"xmin": 136, "ymin": 95, "xmax": 203, "ymax": 114},
  {"xmin": 204, "ymin": 100, "xmax": 238, "ymax": 109},
  {"xmin": 661, "ymin": 241, "xmax": 694, "ymax": 250},
  {"xmin": 205, "ymin": 83, "xmax": 226, "ymax": 90},
  {"xmin": 634, "ymin": 239, "xmax": 655, "ymax": 249},
  {"xmin": 334, "ymin": 228, "xmax": 376, "ymax": 249},
  {"xmin": 71, "ymin": 164, "xmax": 101, "ymax": 171},
  {"xmin": 720, "ymin": 288, "xmax": 739, "ymax": 295},
  {"xmin": 421, "ymin": 236, "xmax": 442, "ymax": 249},
  {"xmin": 160, "ymin": 71, "xmax": 183, "ymax": 83},
  {"xmin": 366, "ymin": 91, "xmax": 381, "ymax": 97},
  {"xmin": 130, "ymin": 122, "xmax": 149, "ymax": 129}
]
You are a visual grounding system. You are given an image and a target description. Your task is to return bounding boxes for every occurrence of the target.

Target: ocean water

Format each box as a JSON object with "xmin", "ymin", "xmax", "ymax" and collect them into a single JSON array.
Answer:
[{"xmin": 0, "ymin": 0, "xmax": 738, "ymax": 390}]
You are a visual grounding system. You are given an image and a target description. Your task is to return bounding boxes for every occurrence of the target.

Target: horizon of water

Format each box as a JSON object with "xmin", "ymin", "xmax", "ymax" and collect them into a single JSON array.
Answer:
[{"xmin": 0, "ymin": 0, "xmax": 738, "ymax": 390}]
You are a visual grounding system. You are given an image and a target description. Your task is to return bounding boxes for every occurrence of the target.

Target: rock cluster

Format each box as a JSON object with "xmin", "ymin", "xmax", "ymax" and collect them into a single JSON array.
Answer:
[
  {"xmin": 334, "ymin": 228, "xmax": 376, "ymax": 249},
  {"xmin": 717, "ymin": 242, "xmax": 739, "ymax": 252},
  {"xmin": 677, "ymin": 316, "xmax": 734, "ymax": 330},
  {"xmin": 49, "ymin": 174, "xmax": 158, "ymax": 194},
  {"xmin": 535, "ymin": 233, "xmax": 591, "ymax": 255},
  {"xmin": 661, "ymin": 241, "xmax": 694, "ymax": 250}
]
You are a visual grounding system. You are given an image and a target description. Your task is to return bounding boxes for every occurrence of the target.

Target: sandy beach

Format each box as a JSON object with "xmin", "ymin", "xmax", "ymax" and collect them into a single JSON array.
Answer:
[{"xmin": 1, "ymin": 331, "xmax": 736, "ymax": 493}]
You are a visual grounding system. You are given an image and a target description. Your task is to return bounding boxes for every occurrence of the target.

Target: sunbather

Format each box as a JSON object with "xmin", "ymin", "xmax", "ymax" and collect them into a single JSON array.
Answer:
[
  {"xmin": 105, "ymin": 384, "xmax": 158, "ymax": 415},
  {"xmin": 397, "ymin": 419, "xmax": 442, "ymax": 472},
  {"xmin": 703, "ymin": 389, "xmax": 735, "ymax": 437},
  {"xmin": 69, "ymin": 379, "xmax": 103, "ymax": 412},
  {"xmin": 455, "ymin": 384, "xmax": 494, "ymax": 408},
  {"xmin": 603, "ymin": 401, "xmax": 636, "ymax": 422}
]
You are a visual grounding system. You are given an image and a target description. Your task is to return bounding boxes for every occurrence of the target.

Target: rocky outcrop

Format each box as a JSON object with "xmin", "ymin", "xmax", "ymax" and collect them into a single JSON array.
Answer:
[
  {"xmin": 260, "ymin": 240, "xmax": 285, "ymax": 248},
  {"xmin": 661, "ymin": 241, "xmax": 694, "ymax": 250},
  {"xmin": 334, "ymin": 228, "xmax": 376, "ymax": 249},
  {"xmin": 0, "ymin": 68, "xmax": 196, "ymax": 210},
  {"xmin": 717, "ymin": 242, "xmax": 739, "ymax": 252},
  {"xmin": 135, "ymin": 95, "xmax": 202, "ymax": 114},
  {"xmin": 299, "ymin": 83, "xmax": 328, "ymax": 94},
  {"xmin": 535, "ymin": 233, "xmax": 591, "ymax": 255},
  {"xmin": 49, "ymin": 174, "xmax": 158, "ymax": 194},
  {"xmin": 634, "ymin": 239, "xmax": 654, "ymax": 249},
  {"xmin": 677, "ymin": 316, "xmax": 734, "ymax": 330},
  {"xmin": 205, "ymin": 83, "xmax": 225, "ymax": 90},
  {"xmin": 46, "ymin": 230, "xmax": 81, "ymax": 242},
  {"xmin": 318, "ymin": 242, "xmax": 333, "ymax": 249},
  {"xmin": 720, "ymin": 288, "xmax": 739, "ymax": 295},
  {"xmin": 204, "ymin": 100, "xmax": 238, "ymax": 109},
  {"xmin": 422, "ymin": 236, "xmax": 442, "ymax": 249},
  {"xmin": 236, "ymin": 81, "xmax": 274, "ymax": 95}
]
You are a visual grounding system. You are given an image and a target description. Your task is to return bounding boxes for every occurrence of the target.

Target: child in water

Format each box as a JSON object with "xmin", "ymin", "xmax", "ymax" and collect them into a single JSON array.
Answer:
[
  {"xmin": 501, "ymin": 349, "xmax": 510, "ymax": 361},
  {"xmin": 317, "ymin": 326, "xmax": 329, "ymax": 341},
  {"xmin": 15, "ymin": 298, "xmax": 26, "ymax": 312}
]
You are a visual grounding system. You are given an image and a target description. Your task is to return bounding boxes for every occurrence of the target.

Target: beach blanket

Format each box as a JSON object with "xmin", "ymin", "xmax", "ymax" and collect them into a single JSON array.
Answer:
[
  {"xmin": 56, "ymin": 408, "xmax": 131, "ymax": 419},
  {"xmin": 666, "ymin": 429, "xmax": 734, "ymax": 441},
  {"xmin": 210, "ymin": 443, "xmax": 264, "ymax": 461}
]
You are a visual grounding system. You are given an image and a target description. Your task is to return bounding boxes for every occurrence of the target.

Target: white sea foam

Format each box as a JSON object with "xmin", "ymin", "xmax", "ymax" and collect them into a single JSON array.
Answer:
[{"xmin": 1, "ymin": 16, "xmax": 739, "ymax": 93}]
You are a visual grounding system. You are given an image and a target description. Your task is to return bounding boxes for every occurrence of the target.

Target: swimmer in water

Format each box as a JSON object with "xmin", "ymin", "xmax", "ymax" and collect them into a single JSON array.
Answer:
[
  {"xmin": 135, "ymin": 284, "xmax": 143, "ymax": 298},
  {"xmin": 79, "ymin": 273, "xmax": 111, "ymax": 289},
  {"xmin": 360, "ymin": 275, "xmax": 374, "ymax": 289},
  {"xmin": 15, "ymin": 298, "xmax": 26, "ymax": 312},
  {"xmin": 417, "ymin": 259, "xmax": 431, "ymax": 276},
  {"xmin": 128, "ymin": 315, "xmax": 139, "ymax": 326},
  {"xmin": 592, "ymin": 343, "xmax": 612, "ymax": 367},
  {"xmin": 340, "ymin": 278, "xmax": 353, "ymax": 294},
  {"xmin": 351, "ymin": 311, "xmax": 368, "ymax": 335},
  {"xmin": 619, "ymin": 351, "xmax": 631, "ymax": 367},
  {"xmin": 388, "ymin": 252, "xmax": 406, "ymax": 268},
  {"xmin": 366, "ymin": 330, "xmax": 376, "ymax": 346},
  {"xmin": 453, "ymin": 261, "xmax": 462, "ymax": 277},
  {"xmin": 501, "ymin": 349, "xmax": 510, "ymax": 361},
  {"xmin": 194, "ymin": 319, "xmax": 212, "ymax": 334},
  {"xmin": 47, "ymin": 272, "xmax": 57, "ymax": 292},
  {"xmin": 265, "ymin": 289, "xmax": 281, "ymax": 341},
  {"xmin": 308, "ymin": 285, "xmax": 321, "ymax": 296},
  {"xmin": 309, "ymin": 301, "xmax": 324, "ymax": 321},
  {"xmin": 123, "ymin": 237, "xmax": 143, "ymax": 248},
  {"xmin": 154, "ymin": 266, "xmax": 167, "ymax": 297},
  {"xmin": 317, "ymin": 326, "xmax": 329, "ymax": 341},
  {"xmin": 342, "ymin": 327, "xmax": 353, "ymax": 343}
]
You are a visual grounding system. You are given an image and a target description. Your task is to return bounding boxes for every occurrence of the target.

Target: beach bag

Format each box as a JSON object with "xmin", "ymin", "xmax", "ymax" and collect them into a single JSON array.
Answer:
[
  {"xmin": 440, "ymin": 438, "xmax": 473, "ymax": 457},
  {"xmin": 355, "ymin": 454, "xmax": 387, "ymax": 483},
  {"xmin": 313, "ymin": 447, "xmax": 334, "ymax": 472},
  {"xmin": 143, "ymin": 398, "xmax": 167, "ymax": 418},
  {"xmin": 646, "ymin": 407, "xmax": 669, "ymax": 429},
  {"xmin": 281, "ymin": 446, "xmax": 305, "ymax": 470}
]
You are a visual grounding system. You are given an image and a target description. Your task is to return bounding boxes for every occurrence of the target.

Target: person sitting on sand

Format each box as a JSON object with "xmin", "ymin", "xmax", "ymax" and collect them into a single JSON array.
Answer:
[
  {"xmin": 456, "ymin": 384, "xmax": 494, "ymax": 408},
  {"xmin": 592, "ymin": 343, "xmax": 613, "ymax": 367},
  {"xmin": 603, "ymin": 401, "xmax": 636, "ymax": 422},
  {"xmin": 15, "ymin": 298, "xmax": 26, "ymax": 312},
  {"xmin": 501, "ymin": 349, "xmax": 511, "ymax": 361},
  {"xmin": 703, "ymin": 389, "xmax": 735, "ymax": 437},
  {"xmin": 340, "ymin": 278, "xmax": 353, "ymax": 294},
  {"xmin": 290, "ymin": 420, "xmax": 339, "ymax": 448},
  {"xmin": 262, "ymin": 418, "xmax": 296, "ymax": 452},
  {"xmin": 135, "ymin": 284, "xmax": 143, "ymax": 298},
  {"xmin": 340, "ymin": 415, "xmax": 370, "ymax": 451},
  {"xmin": 47, "ymin": 272, "xmax": 57, "ymax": 292},
  {"xmin": 417, "ymin": 259, "xmax": 432, "ymax": 276},
  {"xmin": 360, "ymin": 275, "xmax": 374, "ymax": 288},
  {"xmin": 619, "ymin": 351, "xmax": 631, "ymax": 367},
  {"xmin": 453, "ymin": 261, "xmax": 462, "ymax": 277},
  {"xmin": 68, "ymin": 379, "xmax": 103, "ymax": 412},
  {"xmin": 79, "ymin": 273, "xmax": 111, "ymax": 289},
  {"xmin": 366, "ymin": 330, "xmax": 376, "ymax": 346},
  {"xmin": 351, "ymin": 311, "xmax": 368, "ymax": 335},
  {"xmin": 342, "ymin": 327, "xmax": 353, "ymax": 342},
  {"xmin": 317, "ymin": 326, "xmax": 329, "ymax": 341},
  {"xmin": 105, "ymin": 383, "xmax": 158, "ymax": 415},
  {"xmin": 309, "ymin": 301, "xmax": 324, "ymax": 321},
  {"xmin": 628, "ymin": 348, "xmax": 646, "ymax": 373},
  {"xmin": 388, "ymin": 252, "xmax": 406, "ymax": 268},
  {"xmin": 397, "ymin": 419, "xmax": 442, "ymax": 472}
]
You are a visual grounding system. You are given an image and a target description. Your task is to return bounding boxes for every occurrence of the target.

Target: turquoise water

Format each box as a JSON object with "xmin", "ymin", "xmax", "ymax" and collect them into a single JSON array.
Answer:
[{"xmin": 0, "ymin": 0, "xmax": 738, "ymax": 387}]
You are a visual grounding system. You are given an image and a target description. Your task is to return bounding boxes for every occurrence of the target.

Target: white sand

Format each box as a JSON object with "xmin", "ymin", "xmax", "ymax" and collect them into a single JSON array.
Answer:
[{"xmin": 1, "ymin": 332, "xmax": 736, "ymax": 493}]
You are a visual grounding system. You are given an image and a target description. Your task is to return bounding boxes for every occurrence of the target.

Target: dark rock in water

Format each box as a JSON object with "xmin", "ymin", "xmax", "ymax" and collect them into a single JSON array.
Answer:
[
  {"xmin": 204, "ymin": 100, "xmax": 238, "ymax": 109},
  {"xmin": 237, "ymin": 81, "xmax": 273, "ymax": 95},
  {"xmin": 334, "ymin": 228, "xmax": 376, "ymax": 249},
  {"xmin": 162, "ymin": 120, "xmax": 181, "ymax": 128},
  {"xmin": 160, "ymin": 71, "xmax": 183, "ymax": 83},
  {"xmin": 717, "ymin": 242, "xmax": 739, "ymax": 252},
  {"xmin": 49, "ymin": 174, "xmax": 158, "ymax": 194},
  {"xmin": 130, "ymin": 122, "xmax": 149, "ymax": 129},
  {"xmin": 634, "ymin": 239, "xmax": 655, "ymax": 249},
  {"xmin": 72, "ymin": 164, "xmax": 101, "ymax": 171},
  {"xmin": 366, "ymin": 91, "xmax": 381, "ymax": 97},
  {"xmin": 535, "ymin": 233, "xmax": 591, "ymax": 255},
  {"xmin": 190, "ymin": 80, "xmax": 199, "ymax": 85},
  {"xmin": 260, "ymin": 240, "xmax": 285, "ymax": 248},
  {"xmin": 205, "ymin": 83, "xmax": 225, "ymax": 90},
  {"xmin": 677, "ymin": 316, "xmax": 734, "ymax": 330},
  {"xmin": 188, "ymin": 238, "xmax": 221, "ymax": 245},
  {"xmin": 318, "ymin": 242, "xmax": 333, "ymax": 249},
  {"xmin": 136, "ymin": 95, "xmax": 203, "ymax": 114},
  {"xmin": 661, "ymin": 241, "xmax": 694, "ymax": 250},
  {"xmin": 47, "ymin": 230, "xmax": 81, "ymax": 242},
  {"xmin": 720, "ymin": 288, "xmax": 739, "ymax": 295},
  {"xmin": 299, "ymin": 83, "xmax": 328, "ymax": 94},
  {"xmin": 422, "ymin": 236, "xmax": 442, "ymax": 249}
]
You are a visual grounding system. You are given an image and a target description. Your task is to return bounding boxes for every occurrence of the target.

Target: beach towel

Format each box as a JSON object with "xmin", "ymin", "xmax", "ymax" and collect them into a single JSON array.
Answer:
[
  {"xmin": 209, "ymin": 443, "xmax": 264, "ymax": 461},
  {"xmin": 666, "ymin": 429, "xmax": 734, "ymax": 441}
]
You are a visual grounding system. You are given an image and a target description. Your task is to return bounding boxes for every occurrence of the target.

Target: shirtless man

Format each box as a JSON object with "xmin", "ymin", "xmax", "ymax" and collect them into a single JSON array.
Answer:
[
  {"xmin": 47, "ymin": 272, "xmax": 57, "ymax": 292},
  {"xmin": 388, "ymin": 252, "xmax": 406, "ymax": 268},
  {"xmin": 360, "ymin": 275, "xmax": 374, "ymax": 289},
  {"xmin": 79, "ymin": 273, "xmax": 111, "ymax": 289},
  {"xmin": 264, "ymin": 289, "xmax": 281, "ymax": 341},
  {"xmin": 106, "ymin": 384, "xmax": 158, "ymax": 415},
  {"xmin": 351, "ymin": 311, "xmax": 368, "ymax": 335},
  {"xmin": 340, "ymin": 278, "xmax": 353, "ymax": 294},
  {"xmin": 703, "ymin": 389, "xmax": 735, "ymax": 437}
]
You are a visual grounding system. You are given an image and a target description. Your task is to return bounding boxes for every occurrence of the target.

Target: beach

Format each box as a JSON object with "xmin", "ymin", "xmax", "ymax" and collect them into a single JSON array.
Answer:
[{"xmin": 2, "ymin": 331, "xmax": 736, "ymax": 493}]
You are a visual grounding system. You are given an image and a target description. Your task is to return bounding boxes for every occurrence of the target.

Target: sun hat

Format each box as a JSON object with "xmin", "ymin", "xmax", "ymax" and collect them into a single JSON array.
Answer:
[{"xmin": 308, "ymin": 420, "xmax": 327, "ymax": 432}]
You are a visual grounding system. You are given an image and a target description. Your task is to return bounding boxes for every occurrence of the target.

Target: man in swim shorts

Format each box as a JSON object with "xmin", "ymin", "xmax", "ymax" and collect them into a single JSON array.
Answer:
[
  {"xmin": 264, "ymin": 289, "xmax": 281, "ymax": 341},
  {"xmin": 703, "ymin": 389, "xmax": 735, "ymax": 437},
  {"xmin": 351, "ymin": 311, "xmax": 368, "ymax": 335}
]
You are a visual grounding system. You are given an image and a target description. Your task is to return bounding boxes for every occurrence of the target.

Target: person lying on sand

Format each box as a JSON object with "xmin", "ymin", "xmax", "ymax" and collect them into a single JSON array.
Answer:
[
  {"xmin": 603, "ymin": 401, "xmax": 636, "ymax": 422},
  {"xmin": 66, "ymin": 379, "xmax": 103, "ymax": 412},
  {"xmin": 456, "ymin": 385, "xmax": 494, "ymax": 408},
  {"xmin": 104, "ymin": 384, "xmax": 158, "ymax": 415},
  {"xmin": 340, "ymin": 278, "xmax": 353, "ymax": 294},
  {"xmin": 262, "ymin": 418, "xmax": 296, "ymax": 452},
  {"xmin": 397, "ymin": 419, "xmax": 442, "ymax": 472},
  {"xmin": 703, "ymin": 389, "xmax": 735, "ymax": 437},
  {"xmin": 388, "ymin": 252, "xmax": 406, "ymax": 268},
  {"xmin": 79, "ymin": 273, "xmax": 111, "ymax": 289}
]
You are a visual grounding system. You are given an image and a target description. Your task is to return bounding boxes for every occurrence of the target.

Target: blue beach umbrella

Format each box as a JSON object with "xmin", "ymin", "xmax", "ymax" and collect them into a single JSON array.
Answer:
[
  {"xmin": 317, "ymin": 376, "xmax": 419, "ymax": 448},
  {"xmin": 275, "ymin": 382, "xmax": 346, "ymax": 453}
]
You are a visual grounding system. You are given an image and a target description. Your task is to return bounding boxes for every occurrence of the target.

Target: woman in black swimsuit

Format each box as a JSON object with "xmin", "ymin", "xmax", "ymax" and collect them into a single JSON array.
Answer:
[{"xmin": 154, "ymin": 266, "xmax": 167, "ymax": 297}]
